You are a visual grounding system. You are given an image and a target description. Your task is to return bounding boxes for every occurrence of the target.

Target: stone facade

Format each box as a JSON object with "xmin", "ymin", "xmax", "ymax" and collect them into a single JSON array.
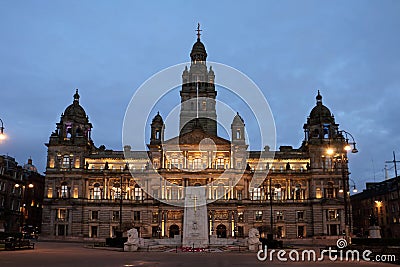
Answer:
[
  {"xmin": 42, "ymin": 32, "xmax": 352, "ymax": 244},
  {"xmin": 0, "ymin": 156, "xmax": 44, "ymax": 234},
  {"xmin": 351, "ymin": 177, "xmax": 400, "ymax": 238}
]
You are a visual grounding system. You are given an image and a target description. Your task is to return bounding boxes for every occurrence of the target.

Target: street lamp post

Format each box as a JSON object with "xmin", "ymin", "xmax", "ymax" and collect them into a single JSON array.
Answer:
[
  {"xmin": 14, "ymin": 182, "xmax": 34, "ymax": 236},
  {"xmin": 327, "ymin": 130, "xmax": 358, "ymax": 243},
  {"xmin": 0, "ymin": 118, "xmax": 6, "ymax": 141},
  {"xmin": 269, "ymin": 176, "xmax": 273, "ymax": 239}
]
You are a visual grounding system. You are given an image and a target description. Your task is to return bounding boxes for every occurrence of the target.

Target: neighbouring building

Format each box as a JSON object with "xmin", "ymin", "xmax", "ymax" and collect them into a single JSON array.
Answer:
[
  {"xmin": 0, "ymin": 156, "xmax": 44, "ymax": 235},
  {"xmin": 351, "ymin": 176, "xmax": 400, "ymax": 238},
  {"xmin": 42, "ymin": 29, "xmax": 354, "ymax": 244}
]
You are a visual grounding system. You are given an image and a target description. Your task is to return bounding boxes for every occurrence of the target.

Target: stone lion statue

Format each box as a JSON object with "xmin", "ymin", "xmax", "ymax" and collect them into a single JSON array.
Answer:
[
  {"xmin": 249, "ymin": 228, "xmax": 260, "ymax": 239},
  {"xmin": 126, "ymin": 228, "xmax": 139, "ymax": 244},
  {"xmin": 248, "ymin": 228, "xmax": 261, "ymax": 251}
]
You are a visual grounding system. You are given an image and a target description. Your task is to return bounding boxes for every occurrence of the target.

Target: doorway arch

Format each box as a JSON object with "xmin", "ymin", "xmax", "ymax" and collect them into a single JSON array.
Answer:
[
  {"xmin": 216, "ymin": 224, "xmax": 227, "ymax": 238},
  {"xmin": 169, "ymin": 224, "xmax": 180, "ymax": 238}
]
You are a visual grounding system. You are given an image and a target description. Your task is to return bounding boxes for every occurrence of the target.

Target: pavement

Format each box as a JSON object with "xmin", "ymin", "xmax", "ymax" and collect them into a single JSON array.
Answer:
[{"xmin": 0, "ymin": 241, "xmax": 397, "ymax": 267}]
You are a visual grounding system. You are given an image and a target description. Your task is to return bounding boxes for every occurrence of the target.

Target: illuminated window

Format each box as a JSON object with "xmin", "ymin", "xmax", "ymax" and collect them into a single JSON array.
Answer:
[
  {"xmin": 274, "ymin": 184, "xmax": 282, "ymax": 200},
  {"xmin": 193, "ymin": 158, "xmax": 202, "ymax": 169},
  {"xmin": 65, "ymin": 124, "xmax": 72, "ymax": 139},
  {"xmin": 237, "ymin": 190, "xmax": 242, "ymax": 200},
  {"xmin": 62, "ymin": 156, "xmax": 70, "ymax": 168},
  {"xmin": 255, "ymin": 211, "xmax": 263, "ymax": 221},
  {"xmin": 295, "ymin": 184, "xmax": 302, "ymax": 200},
  {"xmin": 217, "ymin": 158, "xmax": 224, "ymax": 169},
  {"xmin": 61, "ymin": 182, "xmax": 68, "ymax": 198},
  {"xmin": 134, "ymin": 184, "xmax": 142, "ymax": 200},
  {"xmin": 74, "ymin": 158, "xmax": 80, "ymax": 168},
  {"xmin": 113, "ymin": 182, "xmax": 121, "ymax": 200},
  {"xmin": 236, "ymin": 129, "xmax": 241, "ymax": 139},
  {"xmin": 73, "ymin": 187, "xmax": 79, "ymax": 198},
  {"xmin": 47, "ymin": 187, "xmax": 53, "ymax": 198},
  {"xmin": 327, "ymin": 209, "xmax": 339, "ymax": 221},
  {"xmin": 238, "ymin": 212, "xmax": 244, "ymax": 222},
  {"xmin": 93, "ymin": 183, "xmax": 101, "ymax": 200},
  {"xmin": 253, "ymin": 187, "xmax": 261, "ymax": 200},
  {"xmin": 49, "ymin": 158, "xmax": 55, "ymax": 168},
  {"xmin": 316, "ymin": 187, "xmax": 322, "ymax": 199},
  {"xmin": 276, "ymin": 211, "xmax": 284, "ymax": 221},
  {"xmin": 325, "ymin": 182, "xmax": 334, "ymax": 198},
  {"xmin": 57, "ymin": 208, "xmax": 67, "ymax": 221}
]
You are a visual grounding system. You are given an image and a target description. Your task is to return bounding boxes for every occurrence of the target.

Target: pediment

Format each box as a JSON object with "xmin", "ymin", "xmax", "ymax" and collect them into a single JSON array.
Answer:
[{"xmin": 164, "ymin": 128, "xmax": 231, "ymax": 146}]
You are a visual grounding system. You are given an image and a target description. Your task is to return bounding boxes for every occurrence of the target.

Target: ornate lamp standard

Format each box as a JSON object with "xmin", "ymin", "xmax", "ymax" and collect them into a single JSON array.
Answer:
[
  {"xmin": 326, "ymin": 130, "xmax": 358, "ymax": 243},
  {"xmin": 0, "ymin": 118, "xmax": 6, "ymax": 141}
]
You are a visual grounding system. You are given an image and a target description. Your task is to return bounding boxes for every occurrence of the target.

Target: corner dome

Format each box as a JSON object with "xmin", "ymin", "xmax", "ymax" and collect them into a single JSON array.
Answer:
[
  {"xmin": 23, "ymin": 158, "xmax": 37, "ymax": 173},
  {"xmin": 190, "ymin": 24, "xmax": 207, "ymax": 62},
  {"xmin": 190, "ymin": 40, "xmax": 207, "ymax": 62},
  {"xmin": 152, "ymin": 112, "xmax": 163, "ymax": 124},
  {"xmin": 309, "ymin": 91, "xmax": 334, "ymax": 124},
  {"xmin": 63, "ymin": 89, "xmax": 88, "ymax": 121}
]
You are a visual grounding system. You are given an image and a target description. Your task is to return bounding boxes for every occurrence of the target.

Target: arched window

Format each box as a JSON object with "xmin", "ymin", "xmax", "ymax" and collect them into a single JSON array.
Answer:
[
  {"xmin": 236, "ymin": 129, "xmax": 241, "ymax": 139},
  {"xmin": 62, "ymin": 156, "xmax": 70, "ymax": 168},
  {"xmin": 61, "ymin": 182, "xmax": 69, "ymax": 198},
  {"xmin": 217, "ymin": 158, "xmax": 224, "ymax": 169},
  {"xmin": 325, "ymin": 182, "xmax": 334, "ymax": 198},
  {"xmin": 216, "ymin": 224, "xmax": 227, "ymax": 238},
  {"xmin": 295, "ymin": 184, "xmax": 302, "ymax": 200},
  {"xmin": 323, "ymin": 124, "xmax": 330, "ymax": 138},
  {"xmin": 113, "ymin": 182, "xmax": 121, "ymax": 200},
  {"xmin": 253, "ymin": 187, "xmax": 261, "ymax": 200},
  {"xmin": 316, "ymin": 187, "xmax": 322, "ymax": 199},
  {"xmin": 134, "ymin": 184, "xmax": 142, "ymax": 201},
  {"xmin": 66, "ymin": 125, "xmax": 72, "ymax": 139},
  {"xmin": 93, "ymin": 183, "xmax": 101, "ymax": 200},
  {"xmin": 274, "ymin": 184, "xmax": 282, "ymax": 200},
  {"xmin": 193, "ymin": 158, "xmax": 202, "ymax": 170}
]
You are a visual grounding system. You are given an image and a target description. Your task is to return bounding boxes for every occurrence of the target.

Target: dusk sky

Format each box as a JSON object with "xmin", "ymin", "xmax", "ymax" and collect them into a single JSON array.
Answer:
[{"xmin": 0, "ymin": 1, "xmax": 399, "ymax": 191}]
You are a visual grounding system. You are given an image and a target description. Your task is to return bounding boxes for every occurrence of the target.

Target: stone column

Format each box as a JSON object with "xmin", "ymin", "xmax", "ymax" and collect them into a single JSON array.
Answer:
[{"xmin": 163, "ymin": 211, "xmax": 168, "ymax": 237}]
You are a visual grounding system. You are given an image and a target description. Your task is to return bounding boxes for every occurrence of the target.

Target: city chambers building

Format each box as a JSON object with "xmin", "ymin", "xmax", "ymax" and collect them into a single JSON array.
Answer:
[{"xmin": 41, "ymin": 31, "xmax": 353, "ymax": 245}]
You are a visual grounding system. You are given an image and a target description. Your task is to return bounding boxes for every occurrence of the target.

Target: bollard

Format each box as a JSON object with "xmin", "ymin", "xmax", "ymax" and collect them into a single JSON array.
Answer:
[
  {"xmin": 176, "ymin": 245, "xmax": 178, "ymax": 253},
  {"xmin": 192, "ymin": 243, "xmax": 194, "ymax": 253}
]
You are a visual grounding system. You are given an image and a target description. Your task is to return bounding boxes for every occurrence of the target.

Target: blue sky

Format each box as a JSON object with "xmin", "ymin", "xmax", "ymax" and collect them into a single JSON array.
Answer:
[{"xmin": 0, "ymin": 0, "xmax": 400, "ymax": 191}]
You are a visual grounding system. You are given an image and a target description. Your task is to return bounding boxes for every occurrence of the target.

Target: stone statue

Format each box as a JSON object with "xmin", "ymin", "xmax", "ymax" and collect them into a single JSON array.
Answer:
[
  {"xmin": 124, "ymin": 228, "xmax": 139, "ymax": 251},
  {"xmin": 248, "ymin": 228, "xmax": 261, "ymax": 251}
]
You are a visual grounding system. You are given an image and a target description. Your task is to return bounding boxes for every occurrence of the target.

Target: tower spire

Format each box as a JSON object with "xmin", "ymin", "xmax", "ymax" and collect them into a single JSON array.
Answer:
[
  {"xmin": 196, "ymin": 23, "xmax": 202, "ymax": 41},
  {"xmin": 74, "ymin": 89, "xmax": 80, "ymax": 103}
]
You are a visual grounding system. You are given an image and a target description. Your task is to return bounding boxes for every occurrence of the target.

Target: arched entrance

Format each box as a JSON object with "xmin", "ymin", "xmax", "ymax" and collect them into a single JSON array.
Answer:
[
  {"xmin": 169, "ymin": 224, "xmax": 180, "ymax": 238},
  {"xmin": 216, "ymin": 224, "xmax": 227, "ymax": 238}
]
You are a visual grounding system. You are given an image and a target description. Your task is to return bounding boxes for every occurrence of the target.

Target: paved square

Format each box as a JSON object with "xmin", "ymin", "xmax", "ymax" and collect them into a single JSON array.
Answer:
[{"xmin": 0, "ymin": 242, "xmax": 396, "ymax": 267}]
